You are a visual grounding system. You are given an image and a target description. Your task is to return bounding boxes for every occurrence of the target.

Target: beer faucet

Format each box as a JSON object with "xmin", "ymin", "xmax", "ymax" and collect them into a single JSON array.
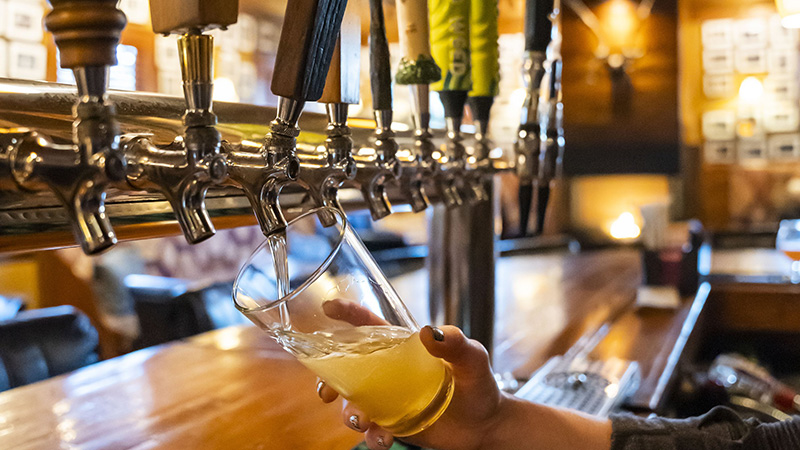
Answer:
[
  {"xmin": 394, "ymin": 0, "xmax": 442, "ymax": 212},
  {"xmin": 534, "ymin": 0, "xmax": 564, "ymax": 235},
  {"xmin": 299, "ymin": 3, "xmax": 360, "ymax": 217},
  {"xmin": 516, "ymin": 0, "xmax": 553, "ymax": 236},
  {"xmin": 123, "ymin": 0, "xmax": 235, "ymax": 244},
  {"xmin": 1, "ymin": 0, "xmax": 127, "ymax": 254},
  {"xmin": 342, "ymin": 0, "xmax": 401, "ymax": 221},
  {"xmin": 430, "ymin": 0, "xmax": 486, "ymax": 207},
  {"xmin": 466, "ymin": 0, "xmax": 501, "ymax": 203},
  {"xmin": 264, "ymin": 0, "xmax": 349, "ymax": 227}
]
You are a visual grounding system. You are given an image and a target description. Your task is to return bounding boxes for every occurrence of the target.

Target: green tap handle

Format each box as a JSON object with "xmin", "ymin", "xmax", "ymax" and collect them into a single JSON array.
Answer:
[{"xmin": 469, "ymin": 0, "xmax": 499, "ymax": 98}]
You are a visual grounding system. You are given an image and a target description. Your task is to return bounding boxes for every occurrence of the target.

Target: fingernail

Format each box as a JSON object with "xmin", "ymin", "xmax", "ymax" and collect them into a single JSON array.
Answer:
[
  {"xmin": 432, "ymin": 326, "xmax": 445, "ymax": 342},
  {"xmin": 377, "ymin": 436, "xmax": 389, "ymax": 447},
  {"xmin": 316, "ymin": 380, "xmax": 325, "ymax": 395},
  {"xmin": 349, "ymin": 414, "xmax": 361, "ymax": 431}
]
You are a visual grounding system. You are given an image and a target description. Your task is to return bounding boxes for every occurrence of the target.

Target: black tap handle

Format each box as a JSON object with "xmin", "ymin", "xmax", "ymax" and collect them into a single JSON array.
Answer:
[
  {"xmin": 525, "ymin": 0, "xmax": 554, "ymax": 52},
  {"xmin": 369, "ymin": 0, "xmax": 392, "ymax": 111}
]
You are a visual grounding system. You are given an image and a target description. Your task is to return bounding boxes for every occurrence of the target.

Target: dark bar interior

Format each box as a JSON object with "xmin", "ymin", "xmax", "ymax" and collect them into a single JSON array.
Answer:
[{"xmin": 0, "ymin": 0, "xmax": 800, "ymax": 448}]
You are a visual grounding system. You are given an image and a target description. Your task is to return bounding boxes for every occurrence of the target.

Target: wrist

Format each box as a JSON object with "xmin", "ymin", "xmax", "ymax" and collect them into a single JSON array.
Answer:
[{"xmin": 479, "ymin": 394, "xmax": 612, "ymax": 450}]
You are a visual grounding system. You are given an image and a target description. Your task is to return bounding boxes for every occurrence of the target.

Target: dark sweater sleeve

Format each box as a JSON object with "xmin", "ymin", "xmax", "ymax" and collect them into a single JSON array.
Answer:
[{"xmin": 610, "ymin": 406, "xmax": 800, "ymax": 450}]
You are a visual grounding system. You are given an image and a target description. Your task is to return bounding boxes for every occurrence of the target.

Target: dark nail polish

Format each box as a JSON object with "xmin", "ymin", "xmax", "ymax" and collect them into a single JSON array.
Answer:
[
  {"xmin": 349, "ymin": 414, "xmax": 361, "ymax": 430},
  {"xmin": 432, "ymin": 327, "xmax": 444, "ymax": 342}
]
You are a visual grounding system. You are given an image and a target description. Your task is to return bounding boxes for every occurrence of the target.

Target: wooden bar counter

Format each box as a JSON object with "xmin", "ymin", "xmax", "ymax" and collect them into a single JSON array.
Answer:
[{"xmin": 0, "ymin": 248, "xmax": 706, "ymax": 449}]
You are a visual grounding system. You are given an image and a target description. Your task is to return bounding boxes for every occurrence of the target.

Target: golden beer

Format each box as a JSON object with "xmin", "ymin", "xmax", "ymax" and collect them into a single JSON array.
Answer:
[{"xmin": 290, "ymin": 326, "xmax": 454, "ymax": 436}]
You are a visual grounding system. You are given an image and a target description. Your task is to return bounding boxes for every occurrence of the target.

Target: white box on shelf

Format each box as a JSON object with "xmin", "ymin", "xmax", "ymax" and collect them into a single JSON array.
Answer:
[
  {"xmin": 5, "ymin": 1, "xmax": 43, "ymax": 43},
  {"xmin": 238, "ymin": 14, "xmax": 258, "ymax": 54},
  {"xmin": 258, "ymin": 20, "xmax": 279, "ymax": 53},
  {"xmin": 703, "ymin": 74, "xmax": 735, "ymax": 99},
  {"xmin": 702, "ymin": 19, "xmax": 733, "ymax": 50},
  {"xmin": 702, "ymin": 110, "xmax": 737, "ymax": 141},
  {"xmin": 0, "ymin": 39, "xmax": 6, "ymax": 77},
  {"xmin": 217, "ymin": 50, "xmax": 242, "ymax": 83},
  {"xmin": 155, "ymin": 35, "xmax": 180, "ymax": 70},
  {"xmin": 734, "ymin": 48, "xmax": 767, "ymax": 74},
  {"xmin": 704, "ymin": 141, "xmax": 736, "ymax": 164},
  {"xmin": 768, "ymin": 48, "xmax": 798, "ymax": 74},
  {"xmin": 238, "ymin": 61, "xmax": 257, "ymax": 103},
  {"xmin": 768, "ymin": 133, "xmax": 800, "ymax": 160},
  {"xmin": 769, "ymin": 14, "xmax": 799, "ymax": 48},
  {"xmin": 212, "ymin": 26, "xmax": 240, "ymax": 53},
  {"xmin": 734, "ymin": 17, "xmax": 768, "ymax": 49},
  {"xmin": 8, "ymin": 41, "xmax": 46, "ymax": 80},
  {"xmin": 0, "ymin": 1, "xmax": 6, "ymax": 38},
  {"xmin": 157, "ymin": 70, "xmax": 182, "ymax": 97},
  {"xmin": 119, "ymin": 0, "xmax": 150, "ymax": 26},
  {"xmin": 764, "ymin": 75, "xmax": 799, "ymax": 100},
  {"xmin": 737, "ymin": 138, "xmax": 768, "ymax": 162},
  {"xmin": 764, "ymin": 102, "xmax": 800, "ymax": 133},
  {"xmin": 703, "ymin": 49, "xmax": 734, "ymax": 74}
]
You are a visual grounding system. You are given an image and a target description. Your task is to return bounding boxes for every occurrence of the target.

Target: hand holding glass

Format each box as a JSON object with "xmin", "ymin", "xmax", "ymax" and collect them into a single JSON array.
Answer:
[{"xmin": 234, "ymin": 207, "xmax": 454, "ymax": 436}]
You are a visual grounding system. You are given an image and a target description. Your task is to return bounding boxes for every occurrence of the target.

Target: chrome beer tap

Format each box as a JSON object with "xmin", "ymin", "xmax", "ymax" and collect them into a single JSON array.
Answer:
[
  {"xmin": 516, "ymin": 0, "xmax": 553, "ymax": 236},
  {"xmin": 124, "ymin": 1, "xmax": 233, "ymax": 244},
  {"xmin": 0, "ymin": 0, "xmax": 127, "ymax": 254},
  {"xmin": 342, "ymin": 0, "xmax": 400, "ymax": 221},
  {"xmin": 263, "ymin": 0, "xmax": 350, "ymax": 228}
]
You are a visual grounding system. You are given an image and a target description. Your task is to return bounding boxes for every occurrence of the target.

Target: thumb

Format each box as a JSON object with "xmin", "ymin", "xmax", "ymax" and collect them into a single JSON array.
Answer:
[{"xmin": 420, "ymin": 325, "xmax": 492, "ymax": 380}]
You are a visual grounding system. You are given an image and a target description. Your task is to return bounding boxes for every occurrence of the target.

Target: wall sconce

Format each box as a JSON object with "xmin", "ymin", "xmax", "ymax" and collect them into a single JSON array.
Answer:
[
  {"xmin": 776, "ymin": 0, "xmax": 800, "ymax": 28},
  {"xmin": 565, "ymin": 0, "xmax": 655, "ymax": 115}
]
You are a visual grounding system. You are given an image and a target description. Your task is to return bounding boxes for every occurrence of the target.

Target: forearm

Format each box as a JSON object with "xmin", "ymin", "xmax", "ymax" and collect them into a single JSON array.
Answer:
[{"xmin": 482, "ymin": 394, "xmax": 612, "ymax": 450}]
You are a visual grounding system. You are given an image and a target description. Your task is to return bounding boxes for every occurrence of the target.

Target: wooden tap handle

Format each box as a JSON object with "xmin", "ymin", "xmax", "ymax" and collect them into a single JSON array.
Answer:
[
  {"xmin": 149, "ymin": 0, "xmax": 239, "ymax": 35},
  {"xmin": 45, "ymin": 0, "xmax": 127, "ymax": 69},
  {"xmin": 319, "ymin": 2, "xmax": 361, "ymax": 104},
  {"xmin": 272, "ymin": 0, "xmax": 349, "ymax": 101},
  {"xmin": 369, "ymin": 0, "xmax": 392, "ymax": 111}
]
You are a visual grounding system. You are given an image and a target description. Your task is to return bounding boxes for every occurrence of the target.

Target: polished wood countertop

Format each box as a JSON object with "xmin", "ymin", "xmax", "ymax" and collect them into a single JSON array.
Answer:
[{"xmin": 0, "ymin": 248, "xmax": 704, "ymax": 449}]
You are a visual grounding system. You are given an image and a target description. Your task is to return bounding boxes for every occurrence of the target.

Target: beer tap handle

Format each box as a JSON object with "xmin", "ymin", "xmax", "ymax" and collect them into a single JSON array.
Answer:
[
  {"xmin": 517, "ymin": 0, "xmax": 553, "ymax": 236},
  {"xmin": 319, "ymin": 2, "xmax": 360, "ymax": 170},
  {"xmin": 431, "ymin": 0, "xmax": 473, "ymax": 207},
  {"xmin": 534, "ymin": 0, "xmax": 564, "ymax": 235},
  {"xmin": 369, "ymin": 0, "xmax": 392, "ymax": 113},
  {"xmin": 34, "ymin": 0, "xmax": 127, "ymax": 254},
  {"xmin": 526, "ymin": 0, "xmax": 555, "ymax": 53},
  {"xmin": 272, "ymin": 0, "xmax": 349, "ymax": 106}
]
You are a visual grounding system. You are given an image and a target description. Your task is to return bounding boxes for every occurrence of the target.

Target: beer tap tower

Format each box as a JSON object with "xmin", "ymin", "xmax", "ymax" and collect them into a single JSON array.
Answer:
[
  {"xmin": 0, "ymin": 0, "xmax": 127, "ymax": 255},
  {"xmin": 428, "ymin": 0, "xmax": 500, "ymax": 353}
]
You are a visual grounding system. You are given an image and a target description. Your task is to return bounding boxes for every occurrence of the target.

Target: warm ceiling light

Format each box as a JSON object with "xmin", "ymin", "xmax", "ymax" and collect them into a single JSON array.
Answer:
[{"xmin": 776, "ymin": 0, "xmax": 800, "ymax": 28}]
